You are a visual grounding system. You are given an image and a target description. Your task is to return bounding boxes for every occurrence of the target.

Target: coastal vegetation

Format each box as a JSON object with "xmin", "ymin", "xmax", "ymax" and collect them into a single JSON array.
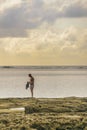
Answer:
[{"xmin": 0, "ymin": 97, "xmax": 87, "ymax": 130}]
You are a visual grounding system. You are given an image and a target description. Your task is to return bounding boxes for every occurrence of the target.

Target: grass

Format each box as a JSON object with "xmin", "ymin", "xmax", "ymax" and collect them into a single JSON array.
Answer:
[{"xmin": 0, "ymin": 97, "xmax": 87, "ymax": 129}]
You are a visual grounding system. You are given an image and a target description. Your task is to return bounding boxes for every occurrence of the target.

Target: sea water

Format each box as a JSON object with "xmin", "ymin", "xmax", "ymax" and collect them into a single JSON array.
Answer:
[{"xmin": 0, "ymin": 66, "xmax": 87, "ymax": 98}]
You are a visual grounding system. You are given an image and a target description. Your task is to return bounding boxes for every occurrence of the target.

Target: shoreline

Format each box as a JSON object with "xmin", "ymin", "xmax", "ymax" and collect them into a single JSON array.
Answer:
[
  {"xmin": 0, "ymin": 96, "xmax": 87, "ymax": 109},
  {"xmin": 0, "ymin": 95, "xmax": 87, "ymax": 99}
]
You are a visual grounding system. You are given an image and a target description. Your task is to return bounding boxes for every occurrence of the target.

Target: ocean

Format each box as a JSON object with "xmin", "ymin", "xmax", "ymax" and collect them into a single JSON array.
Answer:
[{"xmin": 0, "ymin": 66, "xmax": 87, "ymax": 98}]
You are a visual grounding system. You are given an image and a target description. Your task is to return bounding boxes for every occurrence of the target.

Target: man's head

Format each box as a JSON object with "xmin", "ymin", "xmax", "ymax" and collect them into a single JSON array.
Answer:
[{"xmin": 28, "ymin": 74, "xmax": 32, "ymax": 77}]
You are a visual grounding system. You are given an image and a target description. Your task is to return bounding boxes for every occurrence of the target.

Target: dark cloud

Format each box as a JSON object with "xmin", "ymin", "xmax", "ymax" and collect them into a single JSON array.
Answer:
[
  {"xmin": 0, "ymin": 29, "xmax": 27, "ymax": 37},
  {"xmin": 64, "ymin": 4, "xmax": 87, "ymax": 17},
  {"xmin": 0, "ymin": 0, "xmax": 45, "ymax": 37},
  {"xmin": 0, "ymin": 0, "xmax": 87, "ymax": 37},
  {"xmin": 42, "ymin": 9, "xmax": 59, "ymax": 23}
]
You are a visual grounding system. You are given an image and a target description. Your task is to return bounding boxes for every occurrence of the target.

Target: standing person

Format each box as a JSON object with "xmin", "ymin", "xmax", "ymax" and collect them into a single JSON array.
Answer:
[{"xmin": 28, "ymin": 74, "xmax": 34, "ymax": 98}]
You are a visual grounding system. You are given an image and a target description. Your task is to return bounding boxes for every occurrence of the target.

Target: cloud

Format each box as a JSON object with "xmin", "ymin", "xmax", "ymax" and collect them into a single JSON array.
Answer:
[
  {"xmin": 0, "ymin": 26, "xmax": 87, "ymax": 56},
  {"xmin": 0, "ymin": 0, "xmax": 44, "ymax": 37},
  {"xmin": 64, "ymin": 1, "xmax": 87, "ymax": 17},
  {"xmin": 0, "ymin": 0, "xmax": 87, "ymax": 37},
  {"xmin": 0, "ymin": 29, "xmax": 28, "ymax": 37},
  {"xmin": 0, "ymin": 24, "xmax": 87, "ymax": 64},
  {"xmin": 0, "ymin": 0, "xmax": 21, "ymax": 12}
]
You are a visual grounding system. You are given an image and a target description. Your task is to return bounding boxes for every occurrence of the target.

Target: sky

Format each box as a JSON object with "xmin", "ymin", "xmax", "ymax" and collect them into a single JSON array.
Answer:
[{"xmin": 0, "ymin": 0, "xmax": 87, "ymax": 66}]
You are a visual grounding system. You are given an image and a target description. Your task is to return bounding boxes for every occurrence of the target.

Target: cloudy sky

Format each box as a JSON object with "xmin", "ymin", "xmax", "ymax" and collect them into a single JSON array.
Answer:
[{"xmin": 0, "ymin": 0, "xmax": 87, "ymax": 65}]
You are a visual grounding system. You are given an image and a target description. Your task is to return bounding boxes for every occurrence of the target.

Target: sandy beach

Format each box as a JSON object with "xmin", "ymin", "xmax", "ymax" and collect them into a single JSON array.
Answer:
[{"xmin": 0, "ymin": 97, "xmax": 87, "ymax": 130}]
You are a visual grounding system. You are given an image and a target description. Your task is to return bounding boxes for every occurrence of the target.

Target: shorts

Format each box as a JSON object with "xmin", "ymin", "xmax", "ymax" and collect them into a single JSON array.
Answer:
[{"xmin": 30, "ymin": 84, "xmax": 34, "ymax": 89}]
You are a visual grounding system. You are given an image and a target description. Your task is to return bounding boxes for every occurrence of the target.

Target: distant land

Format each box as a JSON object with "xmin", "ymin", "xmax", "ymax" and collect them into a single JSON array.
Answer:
[{"xmin": 0, "ymin": 65, "xmax": 87, "ymax": 70}]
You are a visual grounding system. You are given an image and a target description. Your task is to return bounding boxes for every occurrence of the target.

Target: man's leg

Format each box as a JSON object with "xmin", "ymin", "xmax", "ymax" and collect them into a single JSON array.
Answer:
[{"xmin": 30, "ymin": 87, "xmax": 34, "ymax": 97}]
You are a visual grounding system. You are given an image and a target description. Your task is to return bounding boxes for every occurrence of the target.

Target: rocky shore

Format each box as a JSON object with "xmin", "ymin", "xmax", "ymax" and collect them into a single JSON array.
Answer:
[{"xmin": 0, "ymin": 97, "xmax": 87, "ymax": 130}]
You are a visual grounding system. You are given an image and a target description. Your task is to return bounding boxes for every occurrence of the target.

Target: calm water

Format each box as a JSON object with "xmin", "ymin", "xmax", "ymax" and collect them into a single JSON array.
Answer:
[{"xmin": 0, "ymin": 67, "xmax": 87, "ymax": 98}]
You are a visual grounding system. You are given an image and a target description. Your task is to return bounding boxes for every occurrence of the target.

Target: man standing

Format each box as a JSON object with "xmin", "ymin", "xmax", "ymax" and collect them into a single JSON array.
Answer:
[{"xmin": 28, "ymin": 74, "xmax": 34, "ymax": 98}]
